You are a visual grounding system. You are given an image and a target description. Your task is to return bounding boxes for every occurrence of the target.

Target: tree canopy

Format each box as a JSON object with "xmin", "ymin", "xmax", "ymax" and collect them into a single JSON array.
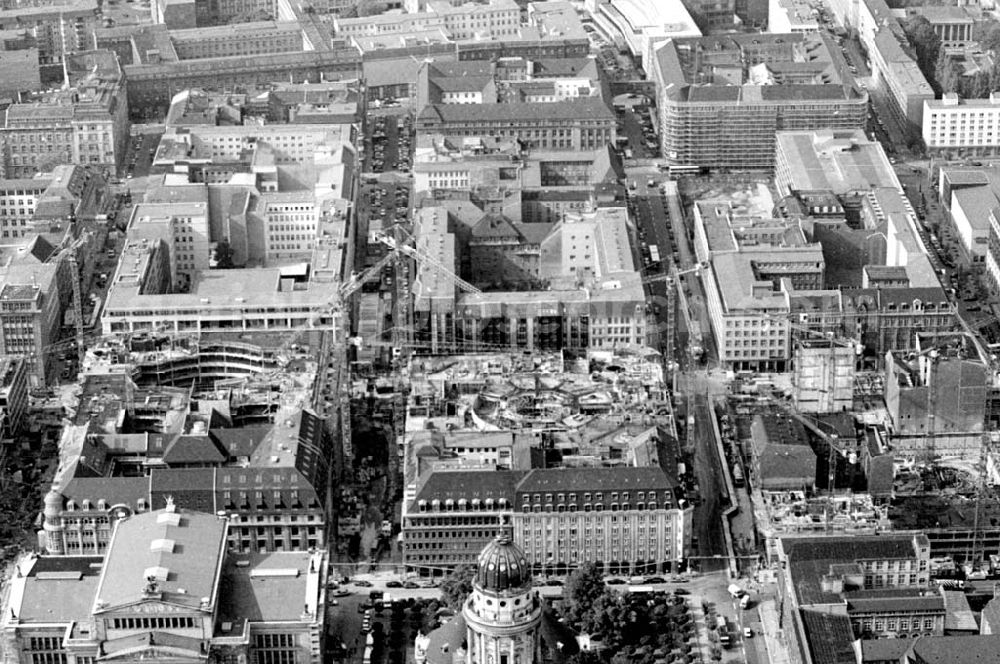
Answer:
[
  {"xmin": 563, "ymin": 563, "xmax": 607, "ymax": 624},
  {"xmin": 439, "ymin": 565, "xmax": 475, "ymax": 611},
  {"xmin": 903, "ymin": 15, "xmax": 941, "ymax": 83}
]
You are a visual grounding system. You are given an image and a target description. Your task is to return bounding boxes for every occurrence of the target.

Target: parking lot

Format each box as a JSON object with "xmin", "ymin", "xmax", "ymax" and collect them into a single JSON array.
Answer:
[{"xmin": 618, "ymin": 101, "xmax": 658, "ymax": 160}]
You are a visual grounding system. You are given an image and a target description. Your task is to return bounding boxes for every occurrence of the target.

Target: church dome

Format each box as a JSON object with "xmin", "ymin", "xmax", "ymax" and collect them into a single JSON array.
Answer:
[{"xmin": 476, "ymin": 532, "xmax": 531, "ymax": 593}]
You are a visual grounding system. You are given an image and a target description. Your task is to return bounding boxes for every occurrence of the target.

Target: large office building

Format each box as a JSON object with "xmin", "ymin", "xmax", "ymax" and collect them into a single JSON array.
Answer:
[
  {"xmin": 0, "ymin": 50, "xmax": 129, "ymax": 178},
  {"xmin": 403, "ymin": 467, "xmax": 691, "ymax": 575},
  {"xmin": 409, "ymin": 204, "xmax": 647, "ymax": 353},
  {"xmin": 414, "ymin": 59, "xmax": 615, "ymax": 152},
  {"xmin": 649, "ymin": 33, "xmax": 867, "ymax": 172},
  {"xmin": 4, "ymin": 504, "xmax": 326, "ymax": 664},
  {"xmin": 923, "ymin": 93, "xmax": 1000, "ymax": 154}
]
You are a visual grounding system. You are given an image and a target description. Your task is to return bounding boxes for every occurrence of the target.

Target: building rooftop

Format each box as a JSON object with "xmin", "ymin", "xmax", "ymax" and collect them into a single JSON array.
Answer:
[
  {"xmin": 215, "ymin": 550, "xmax": 323, "ymax": 633},
  {"xmin": 93, "ymin": 505, "xmax": 227, "ymax": 612},
  {"xmin": 910, "ymin": 635, "xmax": 1000, "ymax": 664},
  {"xmin": 800, "ymin": 609, "xmax": 856, "ymax": 664},
  {"xmin": 777, "ymin": 129, "xmax": 900, "ymax": 195},
  {"xmin": 12, "ymin": 555, "xmax": 103, "ymax": 624}
]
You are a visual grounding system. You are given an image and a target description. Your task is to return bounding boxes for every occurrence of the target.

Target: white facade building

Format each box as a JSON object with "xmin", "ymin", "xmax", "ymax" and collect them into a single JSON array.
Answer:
[{"xmin": 923, "ymin": 93, "xmax": 1000, "ymax": 152}]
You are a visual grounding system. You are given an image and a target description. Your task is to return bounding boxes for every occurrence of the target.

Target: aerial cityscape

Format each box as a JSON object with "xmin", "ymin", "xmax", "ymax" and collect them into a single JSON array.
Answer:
[{"xmin": 2, "ymin": 0, "xmax": 1000, "ymax": 661}]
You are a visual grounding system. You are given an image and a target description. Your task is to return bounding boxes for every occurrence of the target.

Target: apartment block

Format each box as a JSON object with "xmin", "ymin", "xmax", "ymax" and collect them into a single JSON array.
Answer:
[
  {"xmin": 768, "ymin": 0, "xmax": 819, "ymax": 33},
  {"xmin": 650, "ymin": 33, "xmax": 867, "ymax": 172}
]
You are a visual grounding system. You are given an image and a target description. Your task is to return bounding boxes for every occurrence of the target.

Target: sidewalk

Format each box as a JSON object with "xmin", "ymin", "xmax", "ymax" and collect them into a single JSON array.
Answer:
[{"xmin": 759, "ymin": 600, "xmax": 793, "ymax": 664}]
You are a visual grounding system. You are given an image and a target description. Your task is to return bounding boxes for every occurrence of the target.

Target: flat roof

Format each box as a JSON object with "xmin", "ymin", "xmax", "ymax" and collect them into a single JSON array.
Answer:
[
  {"xmin": 215, "ymin": 551, "xmax": 322, "ymax": 628},
  {"xmin": 777, "ymin": 130, "xmax": 900, "ymax": 194},
  {"xmin": 14, "ymin": 555, "xmax": 103, "ymax": 623}
]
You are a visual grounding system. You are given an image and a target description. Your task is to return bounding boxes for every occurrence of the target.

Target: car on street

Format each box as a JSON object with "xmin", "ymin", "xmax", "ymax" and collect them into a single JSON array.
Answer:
[
  {"xmin": 403, "ymin": 581, "xmax": 420, "ymax": 589},
  {"xmin": 544, "ymin": 579, "xmax": 564, "ymax": 586},
  {"xmin": 644, "ymin": 576, "xmax": 666, "ymax": 584},
  {"xmin": 385, "ymin": 580, "xmax": 403, "ymax": 588},
  {"xmin": 353, "ymin": 579, "xmax": 374, "ymax": 587},
  {"xmin": 605, "ymin": 578, "xmax": 627, "ymax": 585}
]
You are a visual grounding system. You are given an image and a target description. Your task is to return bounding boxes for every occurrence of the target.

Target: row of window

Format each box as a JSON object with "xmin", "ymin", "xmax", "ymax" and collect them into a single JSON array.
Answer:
[{"xmin": 112, "ymin": 616, "xmax": 197, "ymax": 630}]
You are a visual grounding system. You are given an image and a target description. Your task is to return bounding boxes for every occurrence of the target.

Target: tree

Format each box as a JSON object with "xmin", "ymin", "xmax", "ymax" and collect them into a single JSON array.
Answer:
[
  {"xmin": 563, "ymin": 563, "xmax": 607, "ymax": 624},
  {"xmin": 213, "ymin": 240, "xmax": 235, "ymax": 269},
  {"xmin": 976, "ymin": 19, "xmax": 1000, "ymax": 52},
  {"xmin": 439, "ymin": 565, "xmax": 475, "ymax": 611},
  {"xmin": 903, "ymin": 15, "xmax": 941, "ymax": 81}
]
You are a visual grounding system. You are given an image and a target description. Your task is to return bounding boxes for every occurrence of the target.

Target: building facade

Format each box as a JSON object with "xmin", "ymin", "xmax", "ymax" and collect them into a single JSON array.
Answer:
[
  {"xmin": 923, "ymin": 94, "xmax": 1000, "ymax": 154},
  {"xmin": 4, "ymin": 504, "xmax": 327, "ymax": 664},
  {"xmin": 403, "ymin": 467, "xmax": 690, "ymax": 575}
]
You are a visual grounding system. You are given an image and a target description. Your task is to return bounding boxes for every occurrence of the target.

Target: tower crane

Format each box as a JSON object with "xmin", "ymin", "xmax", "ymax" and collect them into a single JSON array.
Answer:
[
  {"xmin": 46, "ymin": 232, "xmax": 91, "ymax": 370},
  {"xmin": 642, "ymin": 262, "xmax": 705, "ymax": 363}
]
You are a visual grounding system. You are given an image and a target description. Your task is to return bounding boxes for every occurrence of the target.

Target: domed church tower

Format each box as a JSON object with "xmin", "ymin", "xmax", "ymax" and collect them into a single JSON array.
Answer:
[{"xmin": 463, "ymin": 532, "xmax": 542, "ymax": 664}]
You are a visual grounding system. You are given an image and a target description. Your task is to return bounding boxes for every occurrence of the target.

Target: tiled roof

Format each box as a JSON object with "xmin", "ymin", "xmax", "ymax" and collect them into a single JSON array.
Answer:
[
  {"xmin": 783, "ymin": 534, "xmax": 919, "ymax": 563},
  {"xmin": 516, "ymin": 466, "xmax": 673, "ymax": 493},
  {"xmin": 910, "ymin": 635, "xmax": 1000, "ymax": 664},
  {"xmin": 162, "ymin": 434, "xmax": 227, "ymax": 465},
  {"xmin": 420, "ymin": 98, "xmax": 614, "ymax": 123},
  {"xmin": 414, "ymin": 469, "xmax": 521, "ymax": 504},
  {"xmin": 800, "ymin": 609, "xmax": 856, "ymax": 664},
  {"xmin": 860, "ymin": 638, "xmax": 915, "ymax": 663}
]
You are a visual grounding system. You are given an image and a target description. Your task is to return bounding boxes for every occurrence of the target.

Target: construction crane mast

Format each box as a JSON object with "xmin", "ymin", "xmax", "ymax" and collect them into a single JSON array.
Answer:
[{"xmin": 643, "ymin": 262, "xmax": 703, "ymax": 364}]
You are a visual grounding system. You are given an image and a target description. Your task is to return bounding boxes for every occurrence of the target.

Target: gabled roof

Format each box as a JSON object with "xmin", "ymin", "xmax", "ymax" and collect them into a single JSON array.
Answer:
[
  {"xmin": 162, "ymin": 434, "xmax": 227, "ymax": 465},
  {"xmin": 94, "ymin": 507, "xmax": 227, "ymax": 612}
]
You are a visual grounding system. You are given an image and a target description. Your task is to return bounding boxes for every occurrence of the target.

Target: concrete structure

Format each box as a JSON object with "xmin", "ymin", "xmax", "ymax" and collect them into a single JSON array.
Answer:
[
  {"xmin": 4, "ymin": 503, "xmax": 326, "ymax": 664},
  {"xmin": 0, "ymin": 50, "xmax": 128, "ymax": 178},
  {"xmin": 793, "ymin": 339, "xmax": 856, "ymax": 413},
  {"xmin": 650, "ymin": 33, "xmax": 867, "ymax": 172},
  {"xmin": 0, "ymin": 44, "xmax": 41, "ymax": 97},
  {"xmin": 884, "ymin": 336, "xmax": 988, "ymax": 462},
  {"xmin": 923, "ymin": 93, "xmax": 1000, "ymax": 154}
]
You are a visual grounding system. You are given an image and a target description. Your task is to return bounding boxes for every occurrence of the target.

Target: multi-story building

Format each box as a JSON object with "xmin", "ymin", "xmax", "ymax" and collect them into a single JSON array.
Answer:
[
  {"xmin": 846, "ymin": 589, "xmax": 946, "ymax": 638},
  {"xmin": 416, "ymin": 99, "xmax": 615, "ymax": 152},
  {"xmin": 170, "ymin": 20, "xmax": 307, "ymax": 59},
  {"xmin": 5, "ymin": 503, "xmax": 326, "ymax": 664},
  {"xmin": 0, "ymin": 177, "xmax": 49, "ymax": 240},
  {"xmin": 39, "ymin": 375, "xmax": 331, "ymax": 555},
  {"xmin": 0, "ymin": 0, "xmax": 98, "ymax": 65},
  {"xmin": 512, "ymin": 467, "xmax": 691, "ymax": 576},
  {"xmin": 867, "ymin": 21, "xmax": 934, "ymax": 131},
  {"xmin": 410, "ymin": 205, "xmax": 646, "ymax": 352},
  {"xmin": 650, "ymin": 33, "xmax": 867, "ymax": 172},
  {"xmin": 694, "ymin": 200, "xmax": 826, "ymax": 371},
  {"xmin": 128, "ymin": 200, "xmax": 211, "ymax": 290},
  {"xmin": 774, "ymin": 129, "xmax": 901, "ymax": 200},
  {"xmin": 593, "ymin": 0, "xmax": 701, "ymax": 66},
  {"xmin": 0, "ymin": 50, "xmax": 128, "ymax": 178},
  {"xmin": 768, "ymin": 0, "xmax": 819, "ymax": 33},
  {"xmin": 404, "ymin": 467, "xmax": 690, "ymax": 575},
  {"xmin": 792, "ymin": 339, "xmax": 855, "ymax": 413},
  {"xmin": 884, "ymin": 335, "xmax": 988, "ymax": 462},
  {"xmin": 0, "ymin": 355, "xmax": 27, "ymax": 438},
  {"xmin": 923, "ymin": 93, "xmax": 1000, "ymax": 155}
]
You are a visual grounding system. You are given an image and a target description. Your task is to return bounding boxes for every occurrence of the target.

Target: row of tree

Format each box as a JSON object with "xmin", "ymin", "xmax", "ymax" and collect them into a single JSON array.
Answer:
[{"xmin": 904, "ymin": 14, "xmax": 1000, "ymax": 98}]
